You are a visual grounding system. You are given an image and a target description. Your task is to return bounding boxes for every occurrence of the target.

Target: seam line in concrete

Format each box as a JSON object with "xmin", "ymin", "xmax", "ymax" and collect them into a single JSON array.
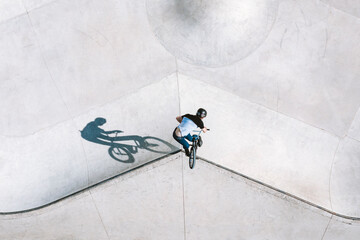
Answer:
[
  {"xmin": 175, "ymin": 58, "xmax": 182, "ymax": 115},
  {"xmin": 0, "ymin": 0, "xmax": 59, "ymax": 26},
  {"xmin": 0, "ymin": 11, "xmax": 28, "ymax": 27},
  {"xmin": 176, "ymin": 58, "xmax": 186, "ymax": 239},
  {"xmin": 319, "ymin": 0, "xmax": 360, "ymax": 21},
  {"xmin": 328, "ymin": 139, "xmax": 341, "ymax": 212},
  {"xmin": 347, "ymin": 135, "xmax": 360, "ymax": 143},
  {"xmin": 23, "ymin": 7, "xmax": 92, "ymax": 188},
  {"xmin": 181, "ymin": 154, "xmax": 187, "ymax": 240},
  {"xmin": 89, "ymin": 192, "xmax": 111, "ymax": 240},
  {"xmin": 275, "ymin": 77, "xmax": 279, "ymax": 112},
  {"xmin": 344, "ymin": 106, "xmax": 360, "ymax": 139},
  {"xmin": 24, "ymin": 6, "xmax": 73, "ymax": 121},
  {"xmin": 321, "ymin": 215, "xmax": 333, "ymax": 240},
  {"xmin": 78, "ymin": 138, "xmax": 91, "ymax": 187}
]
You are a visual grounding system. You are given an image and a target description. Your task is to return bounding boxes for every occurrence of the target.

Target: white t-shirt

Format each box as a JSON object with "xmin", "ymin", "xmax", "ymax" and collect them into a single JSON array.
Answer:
[{"xmin": 178, "ymin": 117, "xmax": 198, "ymax": 136}]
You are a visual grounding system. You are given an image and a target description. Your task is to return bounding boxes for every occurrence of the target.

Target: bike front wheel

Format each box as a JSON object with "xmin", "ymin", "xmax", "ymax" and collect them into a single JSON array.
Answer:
[
  {"xmin": 189, "ymin": 146, "xmax": 196, "ymax": 169},
  {"xmin": 142, "ymin": 137, "xmax": 177, "ymax": 153}
]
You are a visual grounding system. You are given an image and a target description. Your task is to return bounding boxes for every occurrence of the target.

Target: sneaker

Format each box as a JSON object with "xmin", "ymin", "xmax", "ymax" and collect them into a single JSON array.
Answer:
[{"xmin": 184, "ymin": 147, "xmax": 190, "ymax": 156}]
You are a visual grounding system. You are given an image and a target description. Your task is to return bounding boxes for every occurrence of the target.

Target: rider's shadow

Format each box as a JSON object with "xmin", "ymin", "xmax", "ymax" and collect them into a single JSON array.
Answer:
[{"xmin": 80, "ymin": 117, "xmax": 178, "ymax": 163}]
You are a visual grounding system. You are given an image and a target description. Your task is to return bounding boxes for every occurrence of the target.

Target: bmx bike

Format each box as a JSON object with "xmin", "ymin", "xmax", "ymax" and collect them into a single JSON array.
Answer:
[
  {"xmin": 108, "ymin": 132, "xmax": 176, "ymax": 163},
  {"xmin": 189, "ymin": 129, "xmax": 209, "ymax": 169}
]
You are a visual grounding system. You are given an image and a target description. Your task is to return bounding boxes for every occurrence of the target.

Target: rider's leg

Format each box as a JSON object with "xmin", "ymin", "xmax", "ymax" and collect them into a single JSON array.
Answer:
[
  {"xmin": 184, "ymin": 134, "xmax": 195, "ymax": 157},
  {"xmin": 172, "ymin": 129, "xmax": 190, "ymax": 148},
  {"xmin": 184, "ymin": 134, "xmax": 193, "ymax": 142},
  {"xmin": 173, "ymin": 128, "xmax": 190, "ymax": 156}
]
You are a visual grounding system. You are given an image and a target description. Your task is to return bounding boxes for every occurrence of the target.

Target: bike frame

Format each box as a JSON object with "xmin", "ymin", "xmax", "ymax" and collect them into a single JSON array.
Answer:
[
  {"xmin": 188, "ymin": 129, "xmax": 208, "ymax": 169},
  {"xmin": 191, "ymin": 130, "xmax": 203, "ymax": 144}
]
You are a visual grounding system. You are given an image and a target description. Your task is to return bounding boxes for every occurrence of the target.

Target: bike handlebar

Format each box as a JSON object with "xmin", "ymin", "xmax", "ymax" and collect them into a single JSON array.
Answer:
[{"xmin": 193, "ymin": 128, "xmax": 210, "ymax": 135}]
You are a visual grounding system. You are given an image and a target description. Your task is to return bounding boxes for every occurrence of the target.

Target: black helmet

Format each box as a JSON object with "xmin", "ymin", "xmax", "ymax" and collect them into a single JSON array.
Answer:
[{"xmin": 196, "ymin": 108, "xmax": 207, "ymax": 118}]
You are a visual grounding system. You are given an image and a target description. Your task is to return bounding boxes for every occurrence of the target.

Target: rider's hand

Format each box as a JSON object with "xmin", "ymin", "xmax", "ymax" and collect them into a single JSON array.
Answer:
[{"xmin": 202, "ymin": 127, "xmax": 208, "ymax": 133}]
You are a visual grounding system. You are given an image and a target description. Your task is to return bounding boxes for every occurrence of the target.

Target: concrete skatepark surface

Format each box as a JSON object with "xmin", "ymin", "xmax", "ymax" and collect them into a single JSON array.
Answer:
[
  {"xmin": 1, "ymin": 0, "xmax": 360, "ymax": 238},
  {"xmin": 2, "ymin": 154, "xmax": 360, "ymax": 240}
]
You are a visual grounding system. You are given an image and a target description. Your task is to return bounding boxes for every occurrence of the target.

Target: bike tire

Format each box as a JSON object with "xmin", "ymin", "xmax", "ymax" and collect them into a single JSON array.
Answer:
[
  {"xmin": 108, "ymin": 146, "xmax": 135, "ymax": 163},
  {"xmin": 189, "ymin": 146, "xmax": 196, "ymax": 169}
]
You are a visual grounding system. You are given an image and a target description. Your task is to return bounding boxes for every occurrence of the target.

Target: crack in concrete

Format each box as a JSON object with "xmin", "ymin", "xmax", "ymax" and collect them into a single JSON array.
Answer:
[
  {"xmin": 89, "ymin": 192, "xmax": 111, "ymax": 240},
  {"xmin": 279, "ymin": 28, "xmax": 288, "ymax": 49},
  {"xmin": 323, "ymin": 28, "xmax": 329, "ymax": 58}
]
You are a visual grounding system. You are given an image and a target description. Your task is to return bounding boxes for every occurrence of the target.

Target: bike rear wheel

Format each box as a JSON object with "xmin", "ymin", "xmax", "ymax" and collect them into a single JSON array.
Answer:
[
  {"xmin": 189, "ymin": 146, "xmax": 196, "ymax": 169},
  {"xmin": 108, "ymin": 146, "xmax": 135, "ymax": 163}
]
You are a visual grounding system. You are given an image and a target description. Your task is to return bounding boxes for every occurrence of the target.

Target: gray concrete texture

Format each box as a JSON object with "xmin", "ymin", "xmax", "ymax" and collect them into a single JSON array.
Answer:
[
  {"xmin": 1, "ymin": 0, "xmax": 360, "ymax": 236},
  {"xmin": 2, "ymin": 154, "xmax": 360, "ymax": 240}
]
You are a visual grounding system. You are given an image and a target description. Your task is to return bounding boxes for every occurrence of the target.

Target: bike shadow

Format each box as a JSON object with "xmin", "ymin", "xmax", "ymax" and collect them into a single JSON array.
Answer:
[{"xmin": 80, "ymin": 117, "xmax": 178, "ymax": 163}]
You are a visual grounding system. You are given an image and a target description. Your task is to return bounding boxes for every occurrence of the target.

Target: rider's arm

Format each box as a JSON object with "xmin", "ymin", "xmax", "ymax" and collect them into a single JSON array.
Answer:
[
  {"xmin": 176, "ymin": 116, "xmax": 182, "ymax": 123},
  {"xmin": 98, "ymin": 128, "xmax": 106, "ymax": 134},
  {"xmin": 104, "ymin": 130, "xmax": 123, "ymax": 134}
]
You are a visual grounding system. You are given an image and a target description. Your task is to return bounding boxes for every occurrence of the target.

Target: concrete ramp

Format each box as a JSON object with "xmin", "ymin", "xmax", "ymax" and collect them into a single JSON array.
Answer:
[
  {"xmin": 1, "ymin": 153, "xmax": 359, "ymax": 240},
  {"xmin": 0, "ymin": 0, "xmax": 180, "ymax": 212},
  {"xmin": 1, "ymin": 0, "xmax": 360, "ymax": 235}
]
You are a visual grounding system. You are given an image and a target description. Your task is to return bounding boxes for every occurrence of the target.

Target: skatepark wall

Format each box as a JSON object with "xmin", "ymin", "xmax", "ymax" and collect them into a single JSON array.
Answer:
[
  {"xmin": 1, "ymin": 0, "xmax": 360, "ymax": 217},
  {"xmin": 172, "ymin": 0, "xmax": 360, "ymax": 217},
  {"xmin": 0, "ymin": 0, "xmax": 179, "ymax": 212}
]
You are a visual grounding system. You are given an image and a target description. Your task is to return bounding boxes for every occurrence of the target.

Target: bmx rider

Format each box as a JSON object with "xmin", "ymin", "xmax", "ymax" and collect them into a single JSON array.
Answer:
[{"xmin": 173, "ymin": 108, "xmax": 208, "ymax": 156}]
